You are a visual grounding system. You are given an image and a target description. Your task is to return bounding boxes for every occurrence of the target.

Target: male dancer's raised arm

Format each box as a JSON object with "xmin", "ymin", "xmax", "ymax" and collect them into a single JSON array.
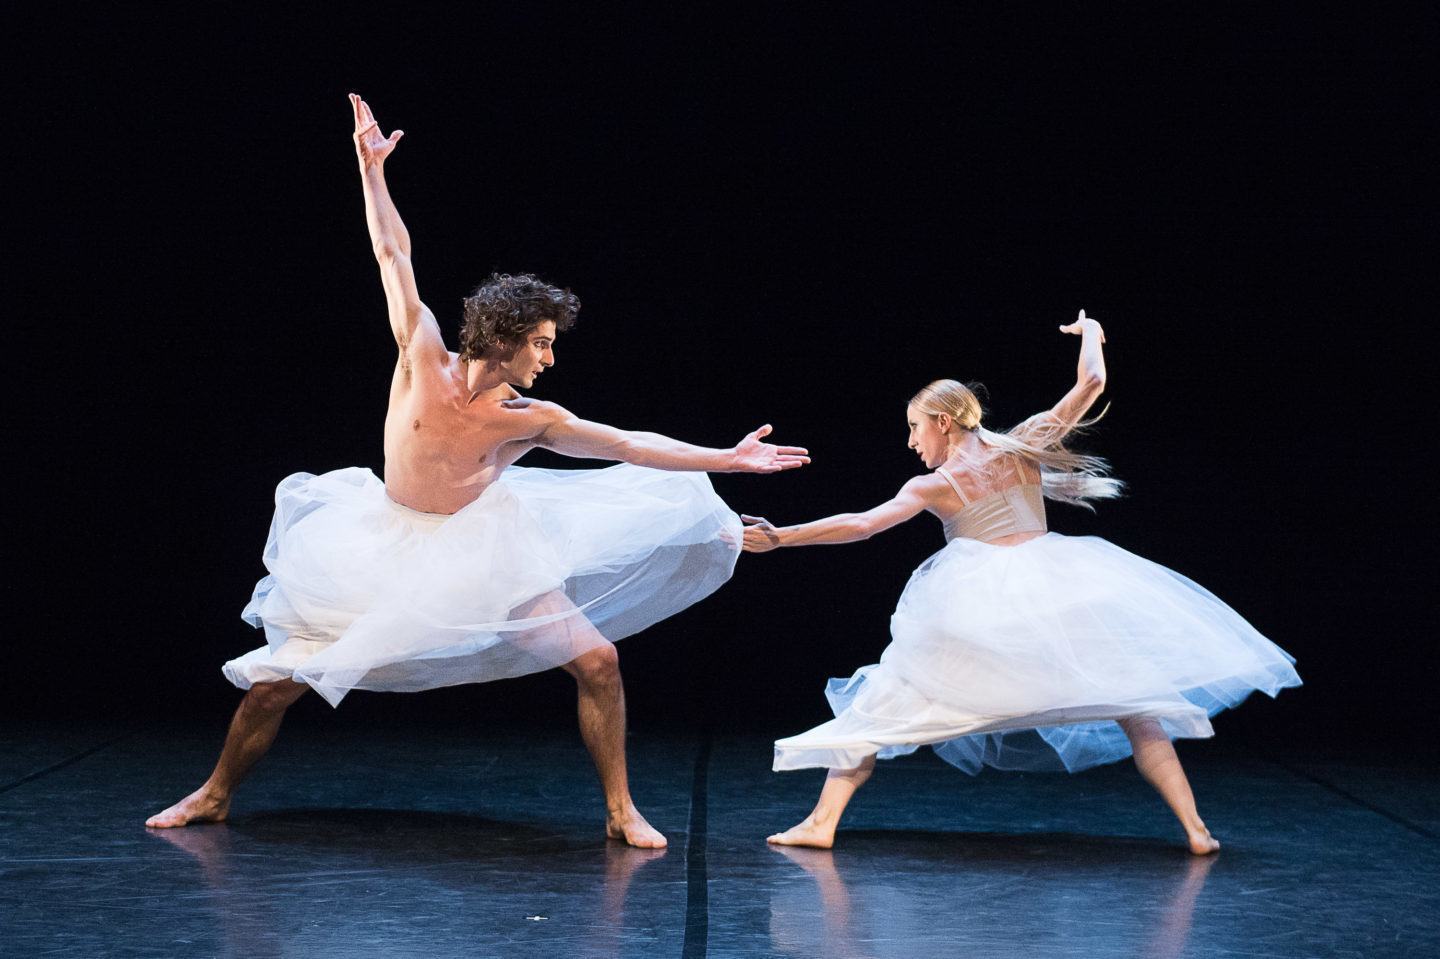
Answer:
[{"xmin": 350, "ymin": 93, "xmax": 448, "ymax": 373}]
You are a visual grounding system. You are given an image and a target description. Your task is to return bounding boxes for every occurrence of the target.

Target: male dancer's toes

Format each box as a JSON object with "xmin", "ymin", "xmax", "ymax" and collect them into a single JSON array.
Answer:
[
  {"xmin": 145, "ymin": 788, "xmax": 230, "ymax": 829},
  {"xmin": 606, "ymin": 807, "xmax": 668, "ymax": 848},
  {"xmin": 1187, "ymin": 826, "xmax": 1220, "ymax": 855},
  {"xmin": 767, "ymin": 815, "xmax": 838, "ymax": 849}
]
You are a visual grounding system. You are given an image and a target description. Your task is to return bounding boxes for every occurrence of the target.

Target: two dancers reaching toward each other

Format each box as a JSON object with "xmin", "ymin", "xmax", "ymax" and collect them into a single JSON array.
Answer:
[
  {"xmin": 743, "ymin": 312, "xmax": 1300, "ymax": 855},
  {"xmin": 147, "ymin": 93, "xmax": 1296, "ymax": 857},
  {"xmin": 146, "ymin": 95, "xmax": 807, "ymax": 848}
]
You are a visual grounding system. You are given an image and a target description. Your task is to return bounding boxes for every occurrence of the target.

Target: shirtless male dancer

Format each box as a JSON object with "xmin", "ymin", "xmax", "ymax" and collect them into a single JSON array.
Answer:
[{"xmin": 146, "ymin": 94, "xmax": 808, "ymax": 847}]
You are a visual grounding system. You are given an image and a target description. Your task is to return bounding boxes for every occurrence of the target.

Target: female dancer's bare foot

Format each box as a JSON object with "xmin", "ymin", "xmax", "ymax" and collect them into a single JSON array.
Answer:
[
  {"xmin": 606, "ymin": 807, "xmax": 667, "ymax": 848},
  {"xmin": 145, "ymin": 787, "xmax": 230, "ymax": 829},
  {"xmin": 1187, "ymin": 826, "xmax": 1220, "ymax": 855},
  {"xmin": 767, "ymin": 815, "xmax": 836, "ymax": 849}
]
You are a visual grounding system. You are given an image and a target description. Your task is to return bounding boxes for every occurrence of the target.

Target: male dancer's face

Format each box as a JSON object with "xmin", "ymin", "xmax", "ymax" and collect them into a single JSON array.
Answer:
[{"xmin": 501, "ymin": 321, "xmax": 558, "ymax": 389}]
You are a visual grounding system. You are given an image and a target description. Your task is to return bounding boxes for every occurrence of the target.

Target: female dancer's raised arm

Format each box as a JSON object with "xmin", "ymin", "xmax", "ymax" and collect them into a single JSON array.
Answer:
[{"xmin": 1014, "ymin": 310, "xmax": 1109, "ymax": 444}]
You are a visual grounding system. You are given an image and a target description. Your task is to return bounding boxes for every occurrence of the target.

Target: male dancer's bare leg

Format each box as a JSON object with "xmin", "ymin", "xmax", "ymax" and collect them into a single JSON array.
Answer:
[
  {"xmin": 767, "ymin": 756, "xmax": 876, "ymax": 849},
  {"xmin": 513, "ymin": 589, "xmax": 665, "ymax": 848},
  {"xmin": 1120, "ymin": 717, "xmax": 1220, "ymax": 855},
  {"xmin": 145, "ymin": 680, "xmax": 309, "ymax": 828},
  {"xmin": 562, "ymin": 643, "xmax": 666, "ymax": 848}
]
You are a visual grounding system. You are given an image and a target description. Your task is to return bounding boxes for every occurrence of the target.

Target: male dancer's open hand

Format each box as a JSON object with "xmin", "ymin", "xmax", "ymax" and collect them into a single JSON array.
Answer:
[
  {"xmin": 733, "ymin": 425, "xmax": 810, "ymax": 473},
  {"xmin": 350, "ymin": 93, "xmax": 403, "ymax": 169}
]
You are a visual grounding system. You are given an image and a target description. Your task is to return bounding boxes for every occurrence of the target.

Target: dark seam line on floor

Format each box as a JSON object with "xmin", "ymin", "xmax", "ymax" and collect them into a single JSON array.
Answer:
[
  {"xmin": 0, "ymin": 736, "xmax": 129, "ymax": 796},
  {"xmin": 1266, "ymin": 758, "xmax": 1439, "ymax": 844},
  {"xmin": 681, "ymin": 729, "xmax": 712, "ymax": 959}
]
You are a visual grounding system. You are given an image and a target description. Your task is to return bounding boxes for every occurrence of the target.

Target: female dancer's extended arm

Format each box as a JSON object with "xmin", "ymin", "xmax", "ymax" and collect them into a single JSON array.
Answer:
[{"xmin": 741, "ymin": 477, "xmax": 934, "ymax": 551}]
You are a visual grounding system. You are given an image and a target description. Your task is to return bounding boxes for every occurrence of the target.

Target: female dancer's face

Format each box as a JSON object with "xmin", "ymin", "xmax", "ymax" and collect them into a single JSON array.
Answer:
[{"xmin": 906, "ymin": 404, "xmax": 951, "ymax": 470}]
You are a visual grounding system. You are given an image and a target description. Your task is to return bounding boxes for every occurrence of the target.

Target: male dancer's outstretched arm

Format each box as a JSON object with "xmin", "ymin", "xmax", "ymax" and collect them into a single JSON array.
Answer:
[{"xmin": 502, "ymin": 398, "xmax": 809, "ymax": 473}]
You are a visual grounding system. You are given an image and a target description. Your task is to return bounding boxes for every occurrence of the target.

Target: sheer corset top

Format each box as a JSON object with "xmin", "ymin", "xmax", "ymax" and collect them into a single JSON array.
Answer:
[{"xmin": 936, "ymin": 464, "xmax": 1048, "ymax": 543}]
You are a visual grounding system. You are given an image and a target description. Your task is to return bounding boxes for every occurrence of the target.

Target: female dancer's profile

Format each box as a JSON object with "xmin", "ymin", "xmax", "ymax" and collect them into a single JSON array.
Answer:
[{"xmin": 742, "ymin": 312, "xmax": 1299, "ymax": 854}]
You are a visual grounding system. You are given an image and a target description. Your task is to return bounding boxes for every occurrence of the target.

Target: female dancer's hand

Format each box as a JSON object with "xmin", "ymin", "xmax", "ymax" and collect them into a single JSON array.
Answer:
[
  {"xmin": 741, "ymin": 515, "xmax": 782, "ymax": 552},
  {"xmin": 350, "ymin": 93, "xmax": 403, "ymax": 169},
  {"xmin": 1059, "ymin": 309, "xmax": 1106, "ymax": 343}
]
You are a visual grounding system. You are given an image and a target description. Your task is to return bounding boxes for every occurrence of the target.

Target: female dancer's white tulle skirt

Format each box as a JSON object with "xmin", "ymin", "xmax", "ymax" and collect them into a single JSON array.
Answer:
[
  {"xmin": 773, "ymin": 533, "xmax": 1300, "ymax": 774},
  {"xmin": 225, "ymin": 465, "xmax": 740, "ymax": 706}
]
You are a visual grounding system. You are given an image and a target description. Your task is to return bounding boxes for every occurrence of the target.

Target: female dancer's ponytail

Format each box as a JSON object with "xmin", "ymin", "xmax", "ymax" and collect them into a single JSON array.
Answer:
[{"xmin": 909, "ymin": 379, "xmax": 1124, "ymax": 509}]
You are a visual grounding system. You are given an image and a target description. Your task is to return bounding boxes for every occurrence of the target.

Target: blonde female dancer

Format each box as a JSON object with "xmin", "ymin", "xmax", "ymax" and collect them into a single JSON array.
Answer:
[{"xmin": 742, "ymin": 312, "xmax": 1299, "ymax": 854}]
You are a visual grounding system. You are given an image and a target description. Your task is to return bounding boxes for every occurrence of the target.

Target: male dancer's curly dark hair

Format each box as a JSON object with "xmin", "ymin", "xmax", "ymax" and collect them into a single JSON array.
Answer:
[{"xmin": 459, "ymin": 273, "xmax": 580, "ymax": 360}]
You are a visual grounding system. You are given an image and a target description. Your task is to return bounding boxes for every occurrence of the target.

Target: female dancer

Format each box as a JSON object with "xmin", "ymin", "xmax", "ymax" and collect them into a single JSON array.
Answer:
[{"xmin": 742, "ymin": 312, "xmax": 1299, "ymax": 854}]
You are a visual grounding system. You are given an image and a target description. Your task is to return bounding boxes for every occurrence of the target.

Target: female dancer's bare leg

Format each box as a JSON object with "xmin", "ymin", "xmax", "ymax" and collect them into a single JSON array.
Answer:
[
  {"xmin": 767, "ymin": 755, "xmax": 876, "ymax": 849},
  {"xmin": 1120, "ymin": 717, "xmax": 1220, "ymax": 854},
  {"xmin": 146, "ymin": 679, "xmax": 310, "ymax": 827}
]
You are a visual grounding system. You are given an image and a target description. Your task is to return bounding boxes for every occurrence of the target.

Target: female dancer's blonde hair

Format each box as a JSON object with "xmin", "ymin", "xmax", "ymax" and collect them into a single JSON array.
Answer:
[{"xmin": 909, "ymin": 379, "xmax": 1123, "ymax": 509}]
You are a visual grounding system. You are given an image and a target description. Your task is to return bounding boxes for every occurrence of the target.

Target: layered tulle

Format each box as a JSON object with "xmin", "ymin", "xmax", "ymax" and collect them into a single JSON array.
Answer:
[
  {"xmin": 773, "ymin": 533, "xmax": 1300, "ymax": 774},
  {"xmin": 226, "ymin": 465, "xmax": 740, "ymax": 706}
]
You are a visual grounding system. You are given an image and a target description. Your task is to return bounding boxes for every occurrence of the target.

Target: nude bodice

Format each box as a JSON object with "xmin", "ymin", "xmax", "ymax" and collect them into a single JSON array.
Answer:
[{"xmin": 935, "ymin": 463, "xmax": 1048, "ymax": 543}]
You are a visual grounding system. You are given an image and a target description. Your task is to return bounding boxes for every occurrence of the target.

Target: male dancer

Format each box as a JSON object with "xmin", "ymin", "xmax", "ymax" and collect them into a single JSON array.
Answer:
[{"xmin": 146, "ymin": 95, "xmax": 807, "ymax": 847}]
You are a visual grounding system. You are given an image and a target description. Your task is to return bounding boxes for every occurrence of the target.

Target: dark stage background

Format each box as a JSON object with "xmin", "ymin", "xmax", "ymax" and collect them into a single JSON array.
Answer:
[{"xmin": 7, "ymin": 6, "xmax": 1433, "ymax": 753}]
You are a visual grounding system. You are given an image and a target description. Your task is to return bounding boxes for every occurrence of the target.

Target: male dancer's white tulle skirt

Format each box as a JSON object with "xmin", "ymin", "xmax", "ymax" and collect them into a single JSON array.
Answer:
[
  {"xmin": 225, "ymin": 465, "xmax": 740, "ymax": 706},
  {"xmin": 773, "ymin": 533, "xmax": 1300, "ymax": 774}
]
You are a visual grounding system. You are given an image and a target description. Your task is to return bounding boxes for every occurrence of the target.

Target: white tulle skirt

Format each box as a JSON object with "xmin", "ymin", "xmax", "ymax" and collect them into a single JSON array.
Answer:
[
  {"xmin": 226, "ymin": 465, "xmax": 740, "ymax": 706},
  {"xmin": 773, "ymin": 533, "xmax": 1300, "ymax": 774}
]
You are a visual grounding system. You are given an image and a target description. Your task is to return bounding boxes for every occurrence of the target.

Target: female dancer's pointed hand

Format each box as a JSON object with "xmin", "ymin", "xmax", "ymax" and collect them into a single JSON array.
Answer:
[
  {"xmin": 350, "ymin": 93, "xmax": 403, "ymax": 168},
  {"xmin": 740, "ymin": 515, "xmax": 782, "ymax": 552},
  {"xmin": 1059, "ymin": 309, "xmax": 1105, "ymax": 342},
  {"xmin": 732, "ymin": 425, "xmax": 810, "ymax": 473}
]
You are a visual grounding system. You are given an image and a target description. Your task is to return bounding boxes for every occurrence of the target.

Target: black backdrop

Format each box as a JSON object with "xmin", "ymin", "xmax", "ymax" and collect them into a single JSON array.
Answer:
[{"xmin": 8, "ymin": 6, "xmax": 1434, "ymax": 751}]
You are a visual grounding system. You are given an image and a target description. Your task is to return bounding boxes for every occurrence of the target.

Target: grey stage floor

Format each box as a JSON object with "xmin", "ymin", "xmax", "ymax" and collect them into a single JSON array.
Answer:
[{"xmin": 2, "ymin": 720, "xmax": 1437, "ymax": 958}]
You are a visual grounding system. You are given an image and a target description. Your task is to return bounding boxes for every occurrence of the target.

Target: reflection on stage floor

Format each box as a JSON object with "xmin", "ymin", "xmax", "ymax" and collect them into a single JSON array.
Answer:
[{"xmin": 2, "ymin": 721, "xmax": 1436, "ymax": 957}]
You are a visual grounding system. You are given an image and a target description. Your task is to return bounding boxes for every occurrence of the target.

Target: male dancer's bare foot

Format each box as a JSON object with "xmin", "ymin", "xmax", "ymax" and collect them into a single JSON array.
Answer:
[
  {"xmin": 1187, "ymin": 825, "xmax": 1220, "ymax": 855},
  {"xmin": 606, "ymin": 806, "xmax": 667, "ymax": 848},
  {"xmin": 767, "ymin": 815, "xmax": 836, "ymax": 849},
  {"xmin": 145, "ymin": 787, "xmax": 230, "ymax": 829}
]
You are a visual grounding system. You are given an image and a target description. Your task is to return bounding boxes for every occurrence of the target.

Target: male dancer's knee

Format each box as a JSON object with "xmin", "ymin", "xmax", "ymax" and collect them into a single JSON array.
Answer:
[
  {"xmin": 245, "ymin": 679, "xmax": 308, "ymax": 714},
  {"xmin": 570, "ymin": 643, "xmax": 621, "ymax": 690}
]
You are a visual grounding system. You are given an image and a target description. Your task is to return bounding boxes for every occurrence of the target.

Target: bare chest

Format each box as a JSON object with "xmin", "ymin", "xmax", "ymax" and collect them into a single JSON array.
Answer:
[{"xmin": 382, "ymin": 393, "xmax": 529, "ymax": 510}]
